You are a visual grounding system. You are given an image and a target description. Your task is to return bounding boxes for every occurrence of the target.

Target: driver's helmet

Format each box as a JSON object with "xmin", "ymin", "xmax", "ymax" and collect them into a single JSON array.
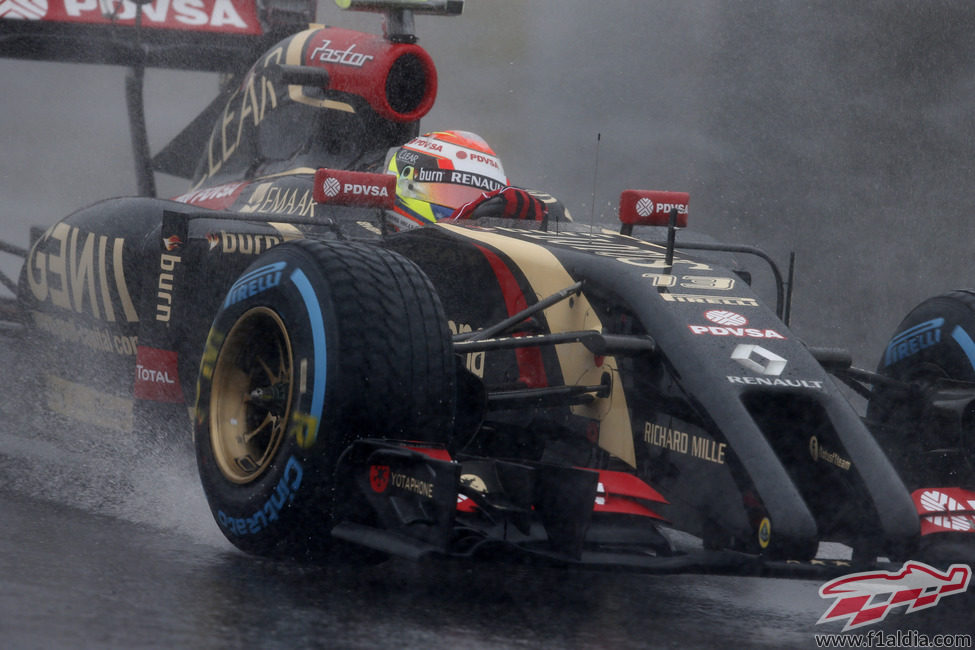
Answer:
[{"xmin": 386, "ymin": 130, "xmax": 508, "ymax": 229}]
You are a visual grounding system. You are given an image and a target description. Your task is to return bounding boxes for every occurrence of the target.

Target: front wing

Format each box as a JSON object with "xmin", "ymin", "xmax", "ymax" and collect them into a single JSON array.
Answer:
[{"xmin": 330, "ymin": 439, "xmax": 893, "ymax": 578}]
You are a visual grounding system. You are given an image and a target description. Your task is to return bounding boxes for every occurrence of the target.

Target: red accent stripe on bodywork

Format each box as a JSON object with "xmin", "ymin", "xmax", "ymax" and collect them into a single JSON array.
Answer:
[
  {"xmin": 472, "ymin": 243, "xmax": 548, "ymax": 388},
  {"xmin": 406, "ymin": 446, "xmax": 453, "ymax": 462}
]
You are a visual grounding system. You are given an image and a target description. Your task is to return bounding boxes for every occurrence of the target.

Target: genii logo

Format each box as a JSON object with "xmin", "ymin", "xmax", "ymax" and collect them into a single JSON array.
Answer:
[{"xmin": 817, "ymin": 561, "xmax": 971, "ymax": 631}]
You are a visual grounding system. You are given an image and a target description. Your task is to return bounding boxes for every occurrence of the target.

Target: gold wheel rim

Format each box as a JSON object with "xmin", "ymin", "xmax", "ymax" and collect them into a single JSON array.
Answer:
[{"xmin": 210, "ymin": 307, "xmax": 293, "ymax": 484}]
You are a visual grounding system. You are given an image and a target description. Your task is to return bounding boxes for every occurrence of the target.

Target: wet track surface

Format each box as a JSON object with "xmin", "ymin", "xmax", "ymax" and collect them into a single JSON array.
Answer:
[
  {"xmin": 0, "ymin": 486, "xmax": 831, "ymax": 649},
  {"xmin": 1, "ymin": 343, "xmax": 973, "ymax": 650},
  {"xmin": 4, "ymin": 485, "xmax": 975, "ymax": 650}
]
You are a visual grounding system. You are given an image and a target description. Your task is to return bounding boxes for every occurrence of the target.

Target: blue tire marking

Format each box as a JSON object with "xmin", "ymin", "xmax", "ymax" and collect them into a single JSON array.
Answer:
[
  {"xmin": 951, "ymin": 325, "xmax": 975, "ymax": 372},
  {"xmin": 290, "ymin": 268, "xmax": 326, "ymax": 446}
]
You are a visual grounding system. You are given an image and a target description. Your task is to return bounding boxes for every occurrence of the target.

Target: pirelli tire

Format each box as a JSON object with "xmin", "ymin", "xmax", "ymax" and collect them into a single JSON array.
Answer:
[
  {"xmin": 195, "ymin": 239, "xmax": 456, "ymax": 560},
  {"xmin": 867, "ymin": 290, "xmax": 975, "ymax": 488}
]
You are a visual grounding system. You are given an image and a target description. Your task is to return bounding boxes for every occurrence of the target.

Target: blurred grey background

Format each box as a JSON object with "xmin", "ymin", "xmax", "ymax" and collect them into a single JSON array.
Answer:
[{"xmin": 3, "ymin": 1, "xmax": 975, "ymax": 365}]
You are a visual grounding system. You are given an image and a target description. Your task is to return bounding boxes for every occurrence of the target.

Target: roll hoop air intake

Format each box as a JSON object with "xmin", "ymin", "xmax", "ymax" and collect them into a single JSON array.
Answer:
[{"xmin": 302, "ymin": 27, "xmax": 437, "ymax": 123}]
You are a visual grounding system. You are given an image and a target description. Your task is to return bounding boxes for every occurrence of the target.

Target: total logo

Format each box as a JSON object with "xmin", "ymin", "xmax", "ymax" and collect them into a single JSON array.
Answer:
[
  {"xmin": 688, "ymin": 311, "xmax": 785, "ymax": 339},
  {"xmin": 133, "ymin": 346, "xmax": 182, "ymax": 402}
]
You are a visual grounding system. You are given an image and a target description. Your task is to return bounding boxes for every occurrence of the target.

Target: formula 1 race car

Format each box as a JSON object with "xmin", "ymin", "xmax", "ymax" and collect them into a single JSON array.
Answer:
[{"xmin": 1, "ymin": 0, "xmax": 973, "ymax": 576}]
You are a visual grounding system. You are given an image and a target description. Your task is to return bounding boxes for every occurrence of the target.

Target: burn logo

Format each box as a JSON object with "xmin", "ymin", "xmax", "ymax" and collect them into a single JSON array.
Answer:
[
  {"xmin": 208, "ymin": 231, "xmax": 282, "ymax": 255},
  {"xmin": 155, "ymin": 252, "xmax": 181, "ymax": 323}
]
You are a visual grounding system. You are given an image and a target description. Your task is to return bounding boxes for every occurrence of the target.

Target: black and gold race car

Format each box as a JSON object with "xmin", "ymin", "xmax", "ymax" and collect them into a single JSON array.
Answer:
[{"xmin": 2, "ymin": 0, "xmax": 972, "ymax": 574}]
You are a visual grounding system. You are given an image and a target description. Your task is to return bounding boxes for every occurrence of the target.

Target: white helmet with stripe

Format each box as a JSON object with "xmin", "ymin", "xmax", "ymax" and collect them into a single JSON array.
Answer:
[{"xmin": 386, "ymin": 130, "xmax": 508, "ymax": 229}]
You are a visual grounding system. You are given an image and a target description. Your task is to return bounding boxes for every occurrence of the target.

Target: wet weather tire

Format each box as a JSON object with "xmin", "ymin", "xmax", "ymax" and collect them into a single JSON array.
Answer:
[
  {"xmin": 867, "ymin": 290, "xmax": 975, "ymax": 487},
  {"xmin": 195, "ymin": 240, "xmax": 455, "ymax": 559}
]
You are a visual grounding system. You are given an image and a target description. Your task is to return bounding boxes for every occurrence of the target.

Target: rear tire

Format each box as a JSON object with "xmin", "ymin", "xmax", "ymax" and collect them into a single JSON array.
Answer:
[
  {"xmin": 195, "ymin": 239, "xmax": 455, "ymax": 559},
  {"xmin": 867, "ymin": 290, "xmax": 975, "ymax": 488}
]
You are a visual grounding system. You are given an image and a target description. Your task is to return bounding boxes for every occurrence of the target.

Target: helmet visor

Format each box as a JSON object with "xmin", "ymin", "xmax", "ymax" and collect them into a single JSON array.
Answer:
[
  {"xmin": 410, "ymin": 180, "xmax": 488, "ymax": 210},
  {"xmin": 398, "ymin": 165, "xmax": 506, "ymax": 209}
]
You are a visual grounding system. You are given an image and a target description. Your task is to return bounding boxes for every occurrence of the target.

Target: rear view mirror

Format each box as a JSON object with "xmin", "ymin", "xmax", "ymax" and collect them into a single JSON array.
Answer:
[
  {"xmin": 618, "ymin": 190, "xmax": 689, "ymax": 235},
  {"xmin": 313, "ymin": 168, "xmax": 396, "ymax": 208}
]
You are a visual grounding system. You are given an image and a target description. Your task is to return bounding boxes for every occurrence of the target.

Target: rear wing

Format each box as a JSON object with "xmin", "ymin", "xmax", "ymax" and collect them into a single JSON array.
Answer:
[
  {"xmin": 0, "ymin": 0, "xmax": 463, "ymax": 197},
  {"xmin": 0, "ymin": 0, "xmax": 315, "ymax": 72}
]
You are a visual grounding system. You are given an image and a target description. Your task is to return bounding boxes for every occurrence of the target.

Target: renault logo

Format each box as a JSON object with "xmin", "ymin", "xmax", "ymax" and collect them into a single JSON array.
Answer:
[{"xmin": 731, "ymin": 344, "xmax": 787, "ymax": 376}]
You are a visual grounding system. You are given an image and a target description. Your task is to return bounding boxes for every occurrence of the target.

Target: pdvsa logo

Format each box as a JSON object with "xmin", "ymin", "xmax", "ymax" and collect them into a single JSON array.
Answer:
[
  {"xmin": 692, "ymin": 310, "xmax": 785, "ymax": 339},
  {"xmin": 634, "ymin": 198, "xmax": 689, "ymax": 217},
  {"xmin": 0, "ymin": 0, "xmax": 48, "ymax": 19},
  {"xmin": 635, "ymin": 198, "xmax": 655, "ymax": 217},
  {"xmin": 689, "ymin": 325, "xmax": 785, "ymax": 339},
  {"xmin": 343, "ymin": 183, "xmax": 388, "ymax": 197},
  {"xmin": 319, "ymin": 174, "xmax": 392, "ymax": 198},
  {"xmin": 409, "ymin": 138, "xmax": 443, "ymax": 152},
  {"xmin": 320, "ymin": 176, "xmax": 341, "ymax": 198},
  {"xmin": 59, "ymin": 0, "xmax": 256, "ymax": 31},
  {"xmin": 465, "ymin": 152, "xmax": 500, "ymax": 169},
  {"xmin": 313, "ymin": 169, "xmax": 395, "ymax": 208},
  {"xmin": 706, "ymin": 310, "xmax": 747, "ymax": 326},
  {"xmin": 657, "ymin": 202, "xmax": 688, "ymax": 214}
]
